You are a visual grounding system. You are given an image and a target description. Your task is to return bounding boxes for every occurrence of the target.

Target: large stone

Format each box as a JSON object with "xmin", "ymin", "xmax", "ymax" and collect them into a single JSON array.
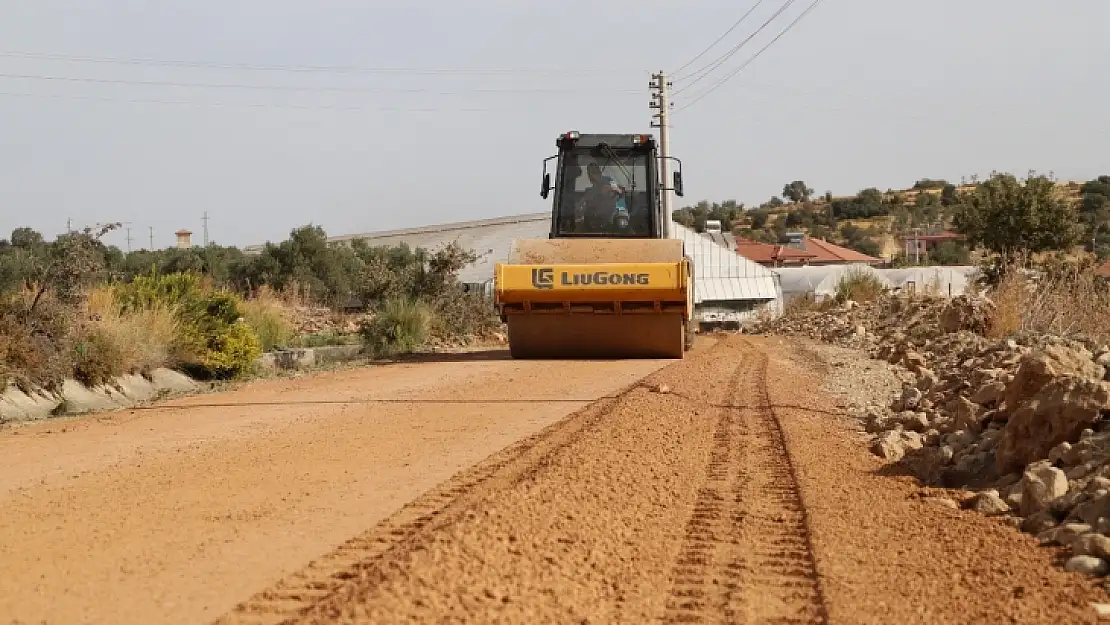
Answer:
[
  {"xmin": 1065, "ymin": 555, "xmax": 1109, "ymax": 576},
  {"xmin": 896, "ymin": 411, "xmax": 930, "ymax": 433},
  {"xmin": 1002, "ymin": 345, "xmax": 1106, "ymax": 412},
  {"xmin": 969, "ymin": 490, "xmax": 1011, "ymax": 516},
  {"xmin": 939, "ymin": 296, "xmax": 995, "ymax": 334},
  {"xmin": 1038, "ymin": 523, "xmax": 1092, "ymax": 547},
  {"xmin": 971, "ymin": 381, "xmax": 1008, "ymax": 407},
  {"xmin": 951, "ymin": 397, "xmax": 983, "ymax": 434},
  {"xmin": 864, "ymin": 411, "xmax": 891, "ymax": 434},
  {"xmin": 903, "ymin": 351, "xmax": 927, "ymax": 370},
  {"xmin": 899, "ymin": 386, "xmax": 923, "ymax": 411},
  {"xmin": 1070, "ymin": 493, "xmax": 1110, "ymax": 526},
  {"xmin": 1021, "ymin": 510, "xmax": 1060, "ymax": 534},
  {"xmin": 995, "ymin": 378, "xmax": 1110, "ymax": 473},
  {"xmin": 870, "ymin": 431, "xmax": 906, "ymax": 461},
  {"xmin": 1020, "ymin": 461, "xmax": 1069, "ymax": 517},
  {"xmin": 1072, "ymin": 533, "xmax": 1110, "ymax": 559}
]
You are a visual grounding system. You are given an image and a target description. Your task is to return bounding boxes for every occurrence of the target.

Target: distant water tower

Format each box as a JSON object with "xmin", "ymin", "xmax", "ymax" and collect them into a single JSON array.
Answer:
[{"xmin": 175, "ymin": 229, "xmax": 193, "ymax": 249}]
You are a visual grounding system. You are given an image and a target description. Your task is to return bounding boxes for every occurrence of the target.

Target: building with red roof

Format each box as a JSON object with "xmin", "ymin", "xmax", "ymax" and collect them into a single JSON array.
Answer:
[
  {"xmin": 902, "ymin": 231, "xmax": 965, "ymax": 261},
  {"xmin": 734, "ymin": 233, "xmax": 883, "ymax": 268}
]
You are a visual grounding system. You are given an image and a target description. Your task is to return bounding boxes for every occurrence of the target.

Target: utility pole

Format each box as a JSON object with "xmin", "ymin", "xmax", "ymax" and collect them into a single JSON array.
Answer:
[
  {"xmin": 650, "ymin": 71, "xmax": 673, "ymax": 239},
  {"xmin": 149, "ymin": 226, "xmax": 154, "ymax": 251},
  {"xmin": 125, "ymin": 227, "xmax": 133, "ymax": 252},
  {"xmin": 66, "ymin": 218, "xmax": 73, "ymax": 233},
  {"xmin": 202, "ymin": 211, "xmax": 210, "ymax": 247}
]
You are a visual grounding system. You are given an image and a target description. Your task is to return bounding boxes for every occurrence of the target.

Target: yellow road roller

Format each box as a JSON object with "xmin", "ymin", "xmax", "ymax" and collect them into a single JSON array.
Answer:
[{"xmin": 494, "ymin": 131, "xmax": 695, "ymax": 359}]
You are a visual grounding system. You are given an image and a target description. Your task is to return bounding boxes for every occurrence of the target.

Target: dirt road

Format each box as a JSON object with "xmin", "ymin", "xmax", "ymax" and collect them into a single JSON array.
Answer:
[
  {"xmin": 2, "ymin": 336, "xmax": 1107, "ymax": 624},
  {"xmin": 0, "ymin": 351, "xmax": 672, "ymax": 625}
]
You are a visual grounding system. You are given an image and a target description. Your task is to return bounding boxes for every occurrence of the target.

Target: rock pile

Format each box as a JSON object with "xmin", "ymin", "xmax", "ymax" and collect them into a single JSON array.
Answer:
[
  {"xmin": 755, "ymin": 294, "xmax": 1110, "ymax": 577},
  {"xmin": 285, "ymin": 304, "xmax": 359, "ymax": 336}
]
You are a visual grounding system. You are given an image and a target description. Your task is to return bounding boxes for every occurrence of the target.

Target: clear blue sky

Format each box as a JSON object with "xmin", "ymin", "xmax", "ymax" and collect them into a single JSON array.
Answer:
[{"xmin": 1, "ymin": 0, "xmax": 1107, "ymax": 250}]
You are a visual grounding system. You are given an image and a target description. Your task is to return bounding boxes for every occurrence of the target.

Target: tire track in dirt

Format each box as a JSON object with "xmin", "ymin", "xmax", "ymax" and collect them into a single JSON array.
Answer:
[
  {"xmin": 738, "ymin": 346, "xmax": 828, "ymax": 624},
  {"xmin": 661, "ymin": 343, "xmax": 828, "ymax": 624},
  {"xmin": 212, "ymin": 380, "xmax": 643, "ymax": 625},
  {"xmin": 660, "ymin": 358, "xmax": 750, "ymax": 623}
]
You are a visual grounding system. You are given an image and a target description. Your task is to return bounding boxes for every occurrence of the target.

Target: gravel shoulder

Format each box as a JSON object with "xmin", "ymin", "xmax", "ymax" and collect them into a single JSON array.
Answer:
[
  {"xmin": 0, "ymin": 351, "xmax": 672, "ymax": 625},
  {"xmin": 773, "ymin": 337, "xmax": 1108, "ymax": 623}
]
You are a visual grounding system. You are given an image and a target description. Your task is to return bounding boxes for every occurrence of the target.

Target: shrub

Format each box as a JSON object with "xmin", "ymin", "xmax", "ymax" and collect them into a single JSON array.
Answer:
[
  {"xmin": 783, "ymin": 293, "xmax": 821, "ymax": 315},
  {"xmin": 0, "ymin": 290, "xmax": 75, "ymax": 392},
  {"xmin": 195, "ymin": 320, "xmax": 262, "ymax": 378},
  {"xmin": 114, "ymin": 272, "xmax": 206, "ymax": 313},
  {"xmin": 175, "ymin": 290, "xmax": 263, "ymax": 378},
  {"xmin": 85, "ymin": 285, "xmax": 179, "ymax": 374},
  {"xmin": 359, "ymin": 298, "xmax": 433, "ymax": 358},
  {"xmin": 72, "ymin": 327, "xmax": 125, "ymax": 387},
  {"xmin": 834, "ymin": 269, "xmax": 886, "ymax": 304},
  {"xmin": 428, "ymin": 288, "xmax": 500, "ymax": 342},
  {"xmin": 113, "ymin": 272, "xmax": 263, "ymax": 379},
  {"xmin": 240, "ymin": 289, "xmax": 294, "ymax": 351}
]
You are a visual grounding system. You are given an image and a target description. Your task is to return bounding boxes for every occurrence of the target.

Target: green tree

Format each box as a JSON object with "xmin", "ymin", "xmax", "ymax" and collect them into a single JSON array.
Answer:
[
  {"xmin": 830, "ymin": 188, "xmax": 888, "ymax": 219},
  {"xmin": 856, "ymin": 188, "xmax": 884, "ymax": 208},
  {"xmin": 10, "ymin": 227, "xmax": 44, "ymax": 250},
  {"xmin": 929, "ymin": 241, "xmax": 971, "ymax": 265},
  {"xmin": 952, "ymin": 171, "xmax": 1081, "ymax": 256},
  {"xmin": 782, "ymin": 181, "xmax": 814, "ymax": 204},
  {"xmin": 850, "ymin": 237, "xmax": 882, "ymax": 258},
  {"xmin": 940, "ymin": 184, "xmax": 959, "ymax": 207},
  {"xmin": 912, "ymin": 178, "xmax": 948, "ymax": 190}
]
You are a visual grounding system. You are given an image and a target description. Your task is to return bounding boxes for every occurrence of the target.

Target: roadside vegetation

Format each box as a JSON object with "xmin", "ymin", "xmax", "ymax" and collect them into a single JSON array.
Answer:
[
  {"xmin": 674, "ymin": 171, "xmax": 1110, "ymax": 267},
  {"xmin": 0, "ymin": 223, "xmax": 500, "ymax": 393},
  {"xmin": 751, "ymin": 170, "xmax": 1110, "ymax": 342}
]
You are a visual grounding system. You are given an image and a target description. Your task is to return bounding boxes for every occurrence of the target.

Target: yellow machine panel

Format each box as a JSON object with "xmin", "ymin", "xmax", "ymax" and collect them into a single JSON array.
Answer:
[
  {"xmin": 493, "ymin": 239, "xmax": 693, "ymax": 359},
  {"xmin": 495, "ymin": 262, "xmax": 686, "ymax": 306}
]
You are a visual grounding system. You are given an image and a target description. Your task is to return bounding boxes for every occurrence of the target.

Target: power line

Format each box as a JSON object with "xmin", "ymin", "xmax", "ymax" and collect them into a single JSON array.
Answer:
[
  {"xmin": 0, "ymin": 71, "xmax": 640, "ymax": 95},
  {"xmin": 0, "ymin": 89, "xmax": 500, "ymax": 112},
  {"xmin": 672, "ymin": 0, "xmax": 802, "ymax": 96},
  {"xmin": 671, "ymin": 0, "xmax": 767, "ymax": 78},
  {"xmin": 0, "ymin": 50, "xmax": 613, "ymax": 76},
  {"xmin": 675, "ymin": 0, "xmax": 826, "ymax": 113}
]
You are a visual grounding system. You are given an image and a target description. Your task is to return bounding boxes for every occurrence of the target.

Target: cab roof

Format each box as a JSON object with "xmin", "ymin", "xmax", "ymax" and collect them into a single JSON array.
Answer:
[{"xmin": 556, "ymin": 132, "xmax": 656, "ymax": 149}]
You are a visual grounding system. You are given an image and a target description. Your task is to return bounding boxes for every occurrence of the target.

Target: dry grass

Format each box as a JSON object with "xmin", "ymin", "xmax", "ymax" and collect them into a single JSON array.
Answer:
[
  {"xmin": 85, "ymin": 285, "xmax": 181, "ymax": 374},
  {"xmin": 782, "ymin": 294, "xmax": 819, "ymax": 315},
  {"xmin": 834, "ymin": 268, "xmax": 887, "ymax": 304},
  {"xmin": 360, "ymin": 297, "xmax": 434, "ymax": 358},
  {"xmin": 239, "ymin": 286, "xmax": 295, "ymax": 351},
  {"xmin": 986, "ymin": 262, "xmax": 1110, "ymax": 344}
]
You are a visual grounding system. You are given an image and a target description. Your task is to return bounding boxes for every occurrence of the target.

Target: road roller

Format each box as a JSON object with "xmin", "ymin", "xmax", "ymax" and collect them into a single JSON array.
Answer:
[{"xmin": 493, "ymin": 131, "xmax": 695, "ymax": 359}]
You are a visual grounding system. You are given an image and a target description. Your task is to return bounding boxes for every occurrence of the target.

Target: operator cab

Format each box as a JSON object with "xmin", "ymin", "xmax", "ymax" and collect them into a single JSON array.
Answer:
[{"xmin": 540, "ymin": 131, "xmax": 684, "ymax": 239}]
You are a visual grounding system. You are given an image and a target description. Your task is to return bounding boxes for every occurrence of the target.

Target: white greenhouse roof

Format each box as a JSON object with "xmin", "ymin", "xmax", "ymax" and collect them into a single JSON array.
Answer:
[
  {"xmin": 774, "ymin": 264, "xmax": 895, "ymax": 297},
  {"xmin": 310, "ymin": 214, "xmax": 782, "ymax": 304},
  {"xmin": 670, "ymin": 222, "xmax": 781, "ymax": 303},
  {"xmin": 877, "ymin": 266, "xmax": 977, "ymax": 296},
  {"xmin": 330, "ymin": 213, "xmax": 551, "ymax": 285}
]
